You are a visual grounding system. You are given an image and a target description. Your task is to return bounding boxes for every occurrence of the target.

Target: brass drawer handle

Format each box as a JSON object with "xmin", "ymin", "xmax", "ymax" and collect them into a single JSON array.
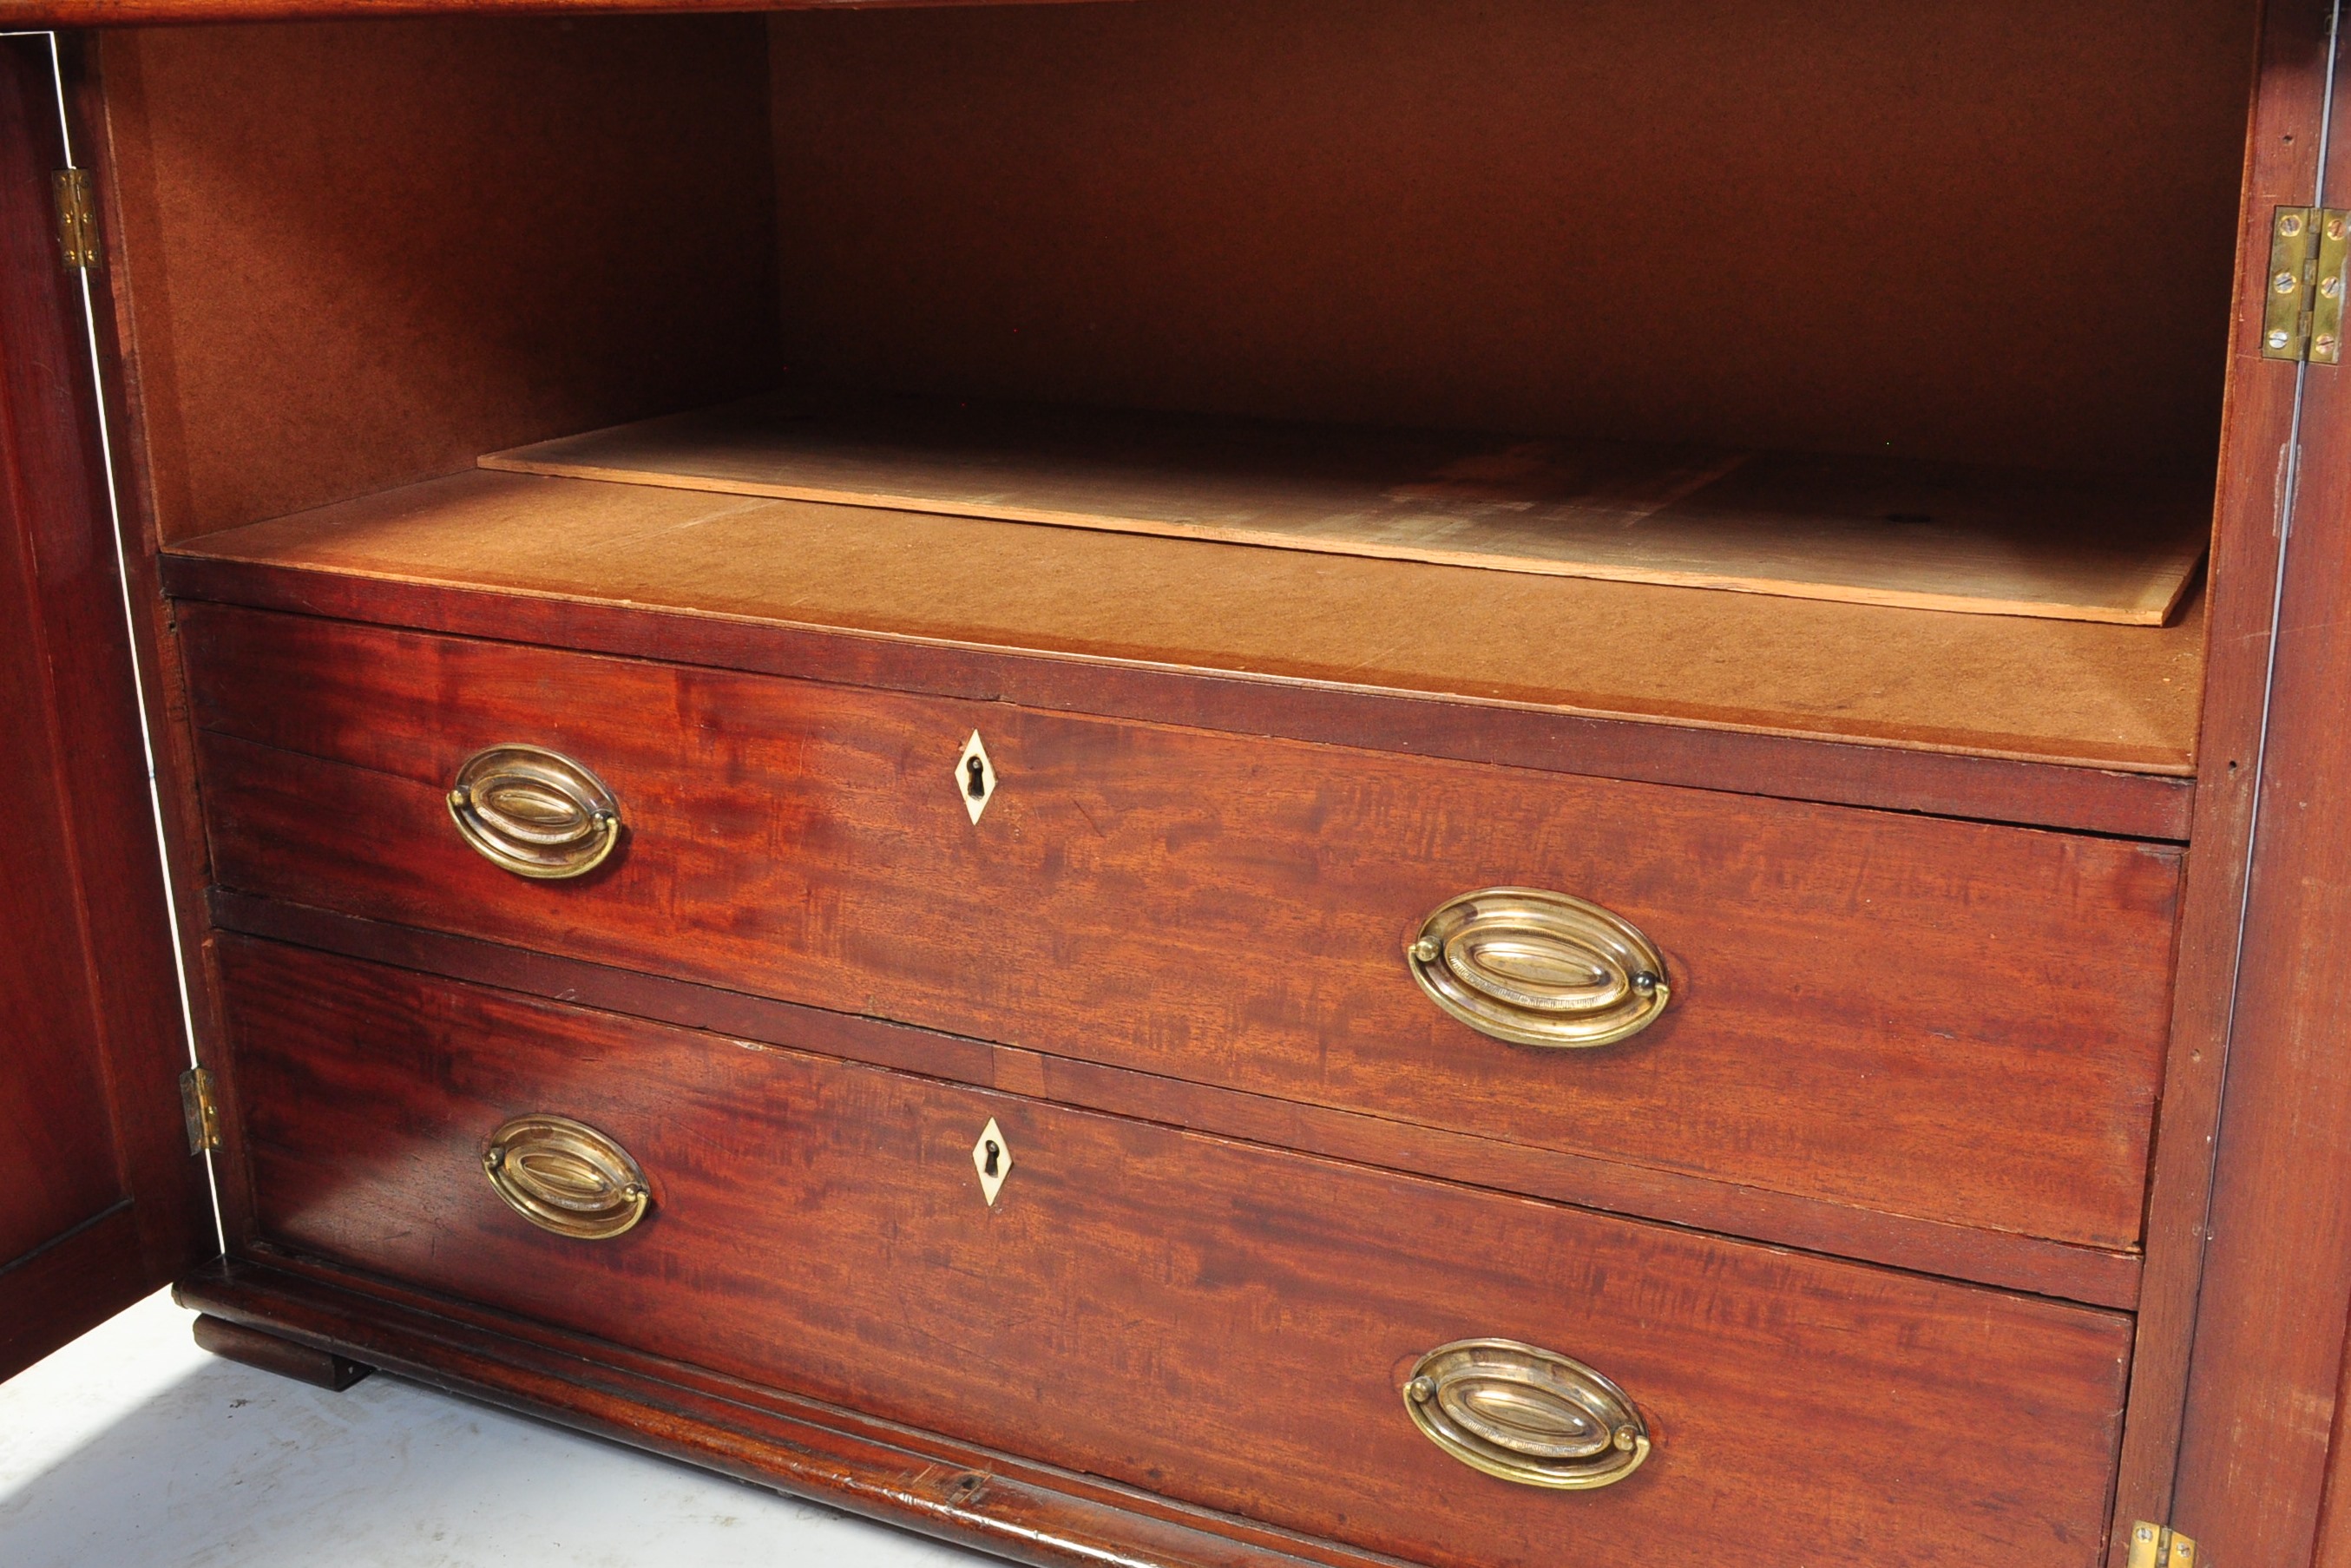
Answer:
[
  {"xmin": 1406, "ymin": 888, "xmax": 1668, "ymax": 1048},
  {"xmin": 1403, "ymin": 1339, "xmax": 1652, "ymax": 1490},
  {"xmin": 483, "ymin": 1114, "xmax": 650, "ymax": 1240},
  {"xmin": 447, "ymin": 745, "xmax": 621, "ymax": 880}
]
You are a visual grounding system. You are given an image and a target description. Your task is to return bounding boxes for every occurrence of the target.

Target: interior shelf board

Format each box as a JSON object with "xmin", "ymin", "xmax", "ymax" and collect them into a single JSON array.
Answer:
[
  {"xmin": 164, "ymin": 469, "xmax": 2204, "ymax": 777},
  {"xmin": 482, "ymin": 394, "xmax": 2212, "ymax": 627}
]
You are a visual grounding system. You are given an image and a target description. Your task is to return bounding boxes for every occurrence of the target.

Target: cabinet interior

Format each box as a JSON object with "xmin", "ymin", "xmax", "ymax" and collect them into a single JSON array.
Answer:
[{"xmin": 99, "ymin": 0, "xmax": 2259, "ymax": 776}]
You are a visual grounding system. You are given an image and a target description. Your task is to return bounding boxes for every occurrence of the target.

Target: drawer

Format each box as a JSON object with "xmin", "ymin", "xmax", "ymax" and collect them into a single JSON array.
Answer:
[
  {"xmin": 182, "ymin": 602, "xmax": 2183, "ymax": 1249},
  {"xmin": 218, "ymin": 936, "xmax": 2131, "ymax": 1568}
]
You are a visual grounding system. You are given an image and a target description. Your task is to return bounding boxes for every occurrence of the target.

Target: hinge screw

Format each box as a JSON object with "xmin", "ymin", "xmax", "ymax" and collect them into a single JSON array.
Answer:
[
  {"xmin": 2282, "ymin": 212, "xmax": 2306, "ymax": 236},
  {"xmin": 2318, "ymin": 334, "xmax": 2340, "ymax": 357},
  {"xmin": 2269, "ymin": 328, "xmax": 2295, "ymax": 350},
  {"xmin": 2275, "ymin": 270, "xmax": 2302, "ymax": 293}
]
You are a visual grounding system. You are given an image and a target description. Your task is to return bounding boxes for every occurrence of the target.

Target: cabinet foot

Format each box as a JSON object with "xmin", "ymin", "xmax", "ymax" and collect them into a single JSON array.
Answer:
[{"xmin": 192, "ymin": 1313, "xmax": 374, "ymax": 1392}]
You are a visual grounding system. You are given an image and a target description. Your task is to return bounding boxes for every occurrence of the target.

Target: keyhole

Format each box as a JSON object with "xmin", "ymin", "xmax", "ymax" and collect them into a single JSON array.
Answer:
[
  {"xmin": 983, "ymin": 1139, "xmax": 1001, "ymax": 1177},
  {"xmin": 966, "ymin": 755, "xmax": 988, "ymax": 798}
]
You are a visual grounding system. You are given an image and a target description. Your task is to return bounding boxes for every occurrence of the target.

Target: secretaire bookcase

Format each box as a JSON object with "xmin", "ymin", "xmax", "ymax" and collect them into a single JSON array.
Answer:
[{"xmin": 5, "ymin": 3, "xmax": 2351, "ymax": 1565}]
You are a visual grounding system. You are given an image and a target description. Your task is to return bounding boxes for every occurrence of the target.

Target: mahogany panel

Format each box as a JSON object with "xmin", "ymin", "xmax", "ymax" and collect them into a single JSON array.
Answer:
[
  {"xmin": 190, "ymin": 1313, "xmax": 372, "ymax": 1391},
  {"xmin": 216, "ymin": 937, "xmax": 2136, "ymax": 1568},
  {"xmin": 0, "ymin": 1205, "xmax": 147, "ymax": 1379},
  {"xmin": 157, "ymin": 541, "xmax": 2198, "ymax": 840},
  {"xmin": 2114, "ymin": 0, "xmax": 2346, "ymax": 1553},
  {"xmin": 0, "ymin": 31, "xmax": 210, "ymax": 1381},
  {"xmin": 2317, "ymin": 1305, "xmax": 2351, "ymax": 1568},
  {"xmin": 180, "ymin": 602, "xmax": 2184, "ymax": 1250},
  {"xmin": 71, "ymin": 23, "xmax": 297, "ymax": 1281},
  {"xmin": 210, "ymin": 888, "xmax": 2145, "ymax": 1308},
  {"xmin": 0, "ymin": 355, "xmax": 128, "ymax": 1268},
  {"xmin": 2168, "ymin": 10, "xmax": 2351, "ymax": 1562},
  {"xmin": 174, "ymin": 1252, "xmax": 1573, "ymax": 1568}
]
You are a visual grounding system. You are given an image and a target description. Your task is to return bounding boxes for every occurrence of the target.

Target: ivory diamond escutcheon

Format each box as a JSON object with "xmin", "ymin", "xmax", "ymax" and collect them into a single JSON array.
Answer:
[
  {"xmin": 956, "ymin": 730, "xmax": 998, "ymax": 823},
  {"xmin": 971, "ymin": 1118, "xmax": 1013, "ymax": 1206}
]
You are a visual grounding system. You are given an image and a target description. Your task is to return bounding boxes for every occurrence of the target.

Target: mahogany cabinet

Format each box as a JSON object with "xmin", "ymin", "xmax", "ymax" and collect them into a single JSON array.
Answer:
[{"xmin": 6, "ymin": 3, "xmax": 2351, "ymax": 1565}]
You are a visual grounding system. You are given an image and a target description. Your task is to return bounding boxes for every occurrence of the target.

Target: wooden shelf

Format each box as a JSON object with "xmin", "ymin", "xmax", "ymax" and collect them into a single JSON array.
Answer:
[
  {"xmin": 165, "ymin": 464, "xmax": 2204, "ymax": 782},
  {"xmin": 484, "ymin": 395, "xmax": 2211, "ymax": 626}
]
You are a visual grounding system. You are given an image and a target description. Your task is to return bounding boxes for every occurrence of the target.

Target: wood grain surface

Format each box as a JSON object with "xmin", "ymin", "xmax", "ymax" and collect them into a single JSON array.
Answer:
[
  {"xmin": 163, "ymin": 469, "xmax": 2210, "ymax": 780},
  {"xmin": 2105, "ymin": 1, "xmax": 2341, "ymax": 1554},
  {"xmin": 190, "ymin": 1314, "xmax": 373, "ymax": 1391},
  {"xmin": 155, "ymin": 539, "xmax": 2197, "ymax": 840},
  {"xmin": 178, "ymin": 1254, "xmax": 1517, "ymax": 1568},
  {"xmin": 180, "ymin": 602, "xmax": 2184, "ymax": 1250},
  {"xmin": 484, "ymin": 393, "xmax": 2211, "ymax": 622},
  {"xmin": 210, "ymin": 888, "xmax": 2146, "ymax": 1307},
  {"xmin": 216, "ymin": 936, "xmax": 2136, "ymax": 1568},
  {"xmin": 2167, "ymin": 10, "xmax": 2351, "ymax": 1561},
  {"xmin": 0, "ymin": 32, "xmax": 211, "ymax": 1380}
]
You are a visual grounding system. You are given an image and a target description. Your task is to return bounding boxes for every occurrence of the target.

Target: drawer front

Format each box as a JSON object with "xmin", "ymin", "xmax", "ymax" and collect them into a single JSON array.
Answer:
[
  {"xmin": 219, "ymin": 938, "xmax": 2131, "ymax": 1568},
  {"xmin": 182, "ymin": 602, "xmax": 2183, "ymax": 1248}
]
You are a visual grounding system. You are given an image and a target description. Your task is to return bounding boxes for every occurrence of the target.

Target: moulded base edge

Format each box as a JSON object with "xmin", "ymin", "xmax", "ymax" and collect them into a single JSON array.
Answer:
[{"xmin": 173, "ymin": 1253, "xmax": 1414, "ymax": 1568}]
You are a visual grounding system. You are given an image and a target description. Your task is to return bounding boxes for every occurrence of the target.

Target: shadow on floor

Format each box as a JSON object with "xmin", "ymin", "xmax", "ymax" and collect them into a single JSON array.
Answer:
[{"xmin": 0, "ymin": 1307, "xmax": 973, "ymax": 1568}]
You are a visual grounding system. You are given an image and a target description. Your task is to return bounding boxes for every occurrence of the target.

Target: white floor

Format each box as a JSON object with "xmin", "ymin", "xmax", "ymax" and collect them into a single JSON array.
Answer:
[{"xmin": 0, "ymin": 1289, "xmax": 989, "ymax": 1568}]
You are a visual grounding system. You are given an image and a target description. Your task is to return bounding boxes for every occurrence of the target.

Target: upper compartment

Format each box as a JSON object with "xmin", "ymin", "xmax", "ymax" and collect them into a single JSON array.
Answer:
[
  {"xmin": 766, "ymin": 0, "xmax": 2249, "ymax": 476},
  {"xmin": 105, "ymin": 1, "xmax": 2256, "ymax": 785}
]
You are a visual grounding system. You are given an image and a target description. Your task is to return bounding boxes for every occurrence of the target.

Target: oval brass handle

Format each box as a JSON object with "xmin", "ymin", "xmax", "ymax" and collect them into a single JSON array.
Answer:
[
  {"xmin": 1406, "ymin": 888, "xmax": 1668, "ymax": 1048},
  {"xmin": 1403, "ymin": 1339, "xmax": 1651, "ymax": 1490},
  {"xmin": 447, "ymin": 745, "xmax": 621, "ymax": 881},
  {"xmin": 483, "ymin": 1114, "xmax": 650, "ymax": 1240}
]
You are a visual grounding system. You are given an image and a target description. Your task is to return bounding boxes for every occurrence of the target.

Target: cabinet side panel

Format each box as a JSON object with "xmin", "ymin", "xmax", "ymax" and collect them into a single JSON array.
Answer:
[
  {"xmin": 2170, "ymin": 10, "xmax": 2351, "ymax": 1558},
  {"xmin": 99, "ymin": 14, "xmax": 780, "ymax": 543},
  {"xmin": 2105, "ymin": 0, "xmax": 2329, "ymax": 1553}
]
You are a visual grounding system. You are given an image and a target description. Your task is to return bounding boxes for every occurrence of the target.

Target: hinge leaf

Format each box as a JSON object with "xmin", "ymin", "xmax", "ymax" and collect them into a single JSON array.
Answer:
[
  {"xmin": 179, "ymin": 1066, "xmax": 221, "ymax": 1155},
  {"xmin": 2265, "ymin": 206, "xmax": 2350, "ymax": 363},
  {"xmin": 2315, "ymin": 208, "xmax": 2348, "ymax": 364},
  {"xmin": 2126, "ymin": 1521, "xmax": 2199, "ymax": 1568},
  {"xmin": 51, "ymin": 167, "xmax": 96, "ymax": 271}
]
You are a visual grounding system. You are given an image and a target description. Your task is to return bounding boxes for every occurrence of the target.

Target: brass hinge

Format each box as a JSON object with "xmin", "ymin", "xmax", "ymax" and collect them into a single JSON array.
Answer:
[
  {"xmin": 179, "ymin": 1066, "xmax": 221, "ymax": 1155},
  {"xmin": 51, "ymin": 168, "xmax": 97, "ymax": 270},
  {"xmin": 2127, "ymin": 1521, "xmax": 2200, "ymax": 1568},
  {"xmin": 2264, "ymin": 206, "xmax": 2348, "ymax": 364}
]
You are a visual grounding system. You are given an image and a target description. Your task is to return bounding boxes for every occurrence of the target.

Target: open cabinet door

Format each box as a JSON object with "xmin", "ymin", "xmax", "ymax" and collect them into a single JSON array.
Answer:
[
  {"xmin": 2160, "ymin": 3, "xmax": 2351, "ymax": 1564},
  {"xmin": 0, "ymin": 31, "xmax": 214, "ymax": 1381}
]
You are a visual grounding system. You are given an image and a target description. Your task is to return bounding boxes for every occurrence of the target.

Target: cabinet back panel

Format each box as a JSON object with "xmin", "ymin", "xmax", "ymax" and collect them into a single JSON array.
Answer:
[
  {"xmin": 772, "ymin": 0, "xmax": 2256, "ymax": 473},
  {"xmin": 99, "ymin": 3, "xmax": 2256, "ymax": 543},
  {"xmin": 98, "ymin": 16, "xmax": 783, "ymax": 544}
]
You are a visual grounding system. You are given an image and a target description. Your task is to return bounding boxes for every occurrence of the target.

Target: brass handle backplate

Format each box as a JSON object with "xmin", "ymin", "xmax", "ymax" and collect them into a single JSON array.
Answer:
[
  {"xmin": 483, "ymin": 1114, "xmax": 650, "ymax": 1240},
  {"xmin": 1403, "ymin": 1339, "xmax": 1652, "ymax": 1490},
  {"xmin": 448, "ymin": 745, "xmax": 621, "ymax": 880},
  {"xmin": 1406, "ymin": 887, "xmax": 1669, "ymax": 1048}
]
